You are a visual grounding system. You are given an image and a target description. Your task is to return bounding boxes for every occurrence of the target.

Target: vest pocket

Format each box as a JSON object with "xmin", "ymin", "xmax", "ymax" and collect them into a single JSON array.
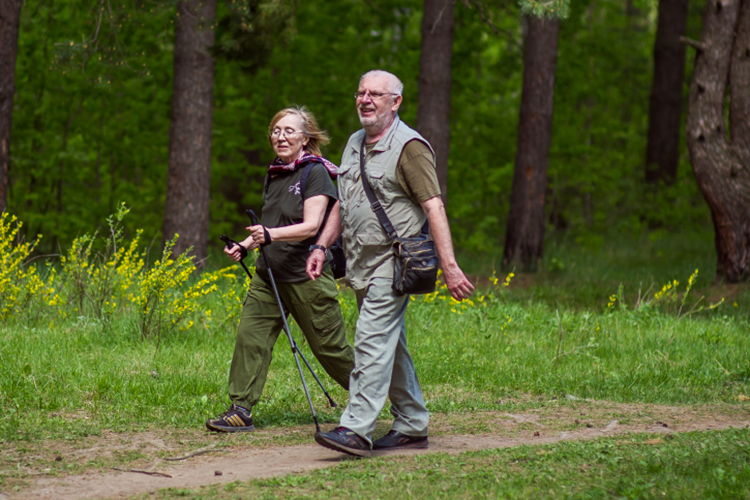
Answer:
[{"xmin": 356, "ymin": 231, "xmax": 391, "ymax": 247}]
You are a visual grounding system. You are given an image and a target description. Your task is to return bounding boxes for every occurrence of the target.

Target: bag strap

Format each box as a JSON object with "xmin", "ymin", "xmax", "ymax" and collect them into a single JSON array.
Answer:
[
  {"xmin": 298, "ymin": 160, "xmax": 337, "ymax": 243},
  {"xmin": 359, "ymin": 136, "xmax": 400, "ymax": 240},
  {"xmin": 299, "ymin": 162, "xmax": 313, "ymax": 200},
  {"xmin": 359, "ymin": 137, "xmax": 431, "ymax": 241}
]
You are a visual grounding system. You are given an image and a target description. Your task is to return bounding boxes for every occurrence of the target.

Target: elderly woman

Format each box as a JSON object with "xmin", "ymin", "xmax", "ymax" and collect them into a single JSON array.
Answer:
[{"xmin": 206, "ymin": 106, "xmax": 354, "ymax": 433}]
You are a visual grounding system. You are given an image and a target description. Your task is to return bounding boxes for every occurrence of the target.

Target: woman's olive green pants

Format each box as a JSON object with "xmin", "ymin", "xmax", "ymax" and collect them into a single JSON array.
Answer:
[{"xmin": 227, "ymin": 269, "xmax": 354, "ymax": 412}]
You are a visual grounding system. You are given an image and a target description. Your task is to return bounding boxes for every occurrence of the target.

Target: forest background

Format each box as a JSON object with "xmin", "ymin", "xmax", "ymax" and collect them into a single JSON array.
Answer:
[
  {"xmin": 4, "ymin": 2, "xmax": 750, "ymax": 496},
  {"xmin": 4, "ymin": 0, "xmax": 716, "ymax": 267}
]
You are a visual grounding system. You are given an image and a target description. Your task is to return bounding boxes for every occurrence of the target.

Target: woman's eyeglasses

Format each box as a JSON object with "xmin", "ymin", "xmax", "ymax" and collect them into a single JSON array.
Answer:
[{"xmin": 270, "ymin": 128, "xmax": 303, "ymax": 139}]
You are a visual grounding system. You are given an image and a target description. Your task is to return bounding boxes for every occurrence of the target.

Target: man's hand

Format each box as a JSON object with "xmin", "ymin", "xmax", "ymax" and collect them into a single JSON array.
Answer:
[
  {"xmin": 442, "ymin": 263, "xmax": 474, "ymax": 301},
  {"xmin": 306, "ymin": 249, "xmax": 326, "ymax": 280},
  {"xmin": 420, "ymin": 196, "xmax": 474, "ymax": 302}
]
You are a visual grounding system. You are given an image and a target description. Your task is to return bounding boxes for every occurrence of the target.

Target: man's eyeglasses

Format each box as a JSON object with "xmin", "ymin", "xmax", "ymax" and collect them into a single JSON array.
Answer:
[
  {"xmin": 354, "ymin": 91, "xmax": 398, "ymax": 100},
  {"xmin": 270, "ymin": 128, "xmax": 303, "ymax": 139}
]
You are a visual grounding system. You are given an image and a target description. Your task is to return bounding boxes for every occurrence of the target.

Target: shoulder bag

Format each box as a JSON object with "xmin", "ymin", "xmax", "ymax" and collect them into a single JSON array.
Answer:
[{"xmin": 359, "ymin": 137, "xmax": 439, "ymax": 295}]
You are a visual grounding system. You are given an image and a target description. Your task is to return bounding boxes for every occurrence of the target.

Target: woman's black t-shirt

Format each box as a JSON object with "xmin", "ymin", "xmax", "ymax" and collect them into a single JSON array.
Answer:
[{"xmin": 254, "ymin": 161, "xmax": 337, "ymax": 282}]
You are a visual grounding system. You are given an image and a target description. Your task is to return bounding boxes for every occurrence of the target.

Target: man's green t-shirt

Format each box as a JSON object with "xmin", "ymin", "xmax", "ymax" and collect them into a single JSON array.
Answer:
[
  {"xmin": 364, "ymin": 139, "xmax": 442, "ymax": 204},
  {"xmin": 255, "ymin": 162, "xmax": 337, "ymax": 282}
]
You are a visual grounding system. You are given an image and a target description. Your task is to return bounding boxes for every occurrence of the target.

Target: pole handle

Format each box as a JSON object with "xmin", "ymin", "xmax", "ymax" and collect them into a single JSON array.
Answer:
[
  {"xmin": 219, "ymin": 235, "xmax": 252, "ymax": 278},
  {"xmin": 219, "ymin": 234, "xmax": 247, "ymax": 260},
  {"xmin": 246, "ymin": 209, "xmax": 260, "ymax": 226}
]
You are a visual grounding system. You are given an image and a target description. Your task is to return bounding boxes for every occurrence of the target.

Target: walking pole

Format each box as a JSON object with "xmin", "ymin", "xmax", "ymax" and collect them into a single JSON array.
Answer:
[
  {"xmin": 245, "ymin": 210, "xmax": 322, "ymax": 432},
  {"xmin": 253, "ymin": 208, "xmax": 339, "ymax": 432},
  {"xmin": 219, "ymin": 234, "xmax": 338, "ymax": 410},
  {"xmin": 219, "ymin": 235, "xmax": 254, "ymax": 279}
]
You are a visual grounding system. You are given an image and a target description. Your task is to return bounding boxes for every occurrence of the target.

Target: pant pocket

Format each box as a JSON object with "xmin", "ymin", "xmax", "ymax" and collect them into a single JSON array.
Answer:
[{"xmin": 311, "ymin": 306, "xmax": 344, "ymax": 341}]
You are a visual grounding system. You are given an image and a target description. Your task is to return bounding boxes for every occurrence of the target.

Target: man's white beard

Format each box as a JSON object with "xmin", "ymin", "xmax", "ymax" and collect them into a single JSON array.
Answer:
[{"xmin": 358, "ymin": 109, "xmax": 377, "ymax": 127}]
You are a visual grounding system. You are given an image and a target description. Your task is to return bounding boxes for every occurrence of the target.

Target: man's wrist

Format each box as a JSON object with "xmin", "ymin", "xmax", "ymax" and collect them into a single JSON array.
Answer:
[{"xmin": 309, "ymin": 244, "xmax": 327, "ymax": 254}]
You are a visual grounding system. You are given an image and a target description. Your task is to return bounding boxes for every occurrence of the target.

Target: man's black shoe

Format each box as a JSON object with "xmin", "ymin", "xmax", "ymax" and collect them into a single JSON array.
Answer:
[
  {"xmin": 314, "ymin": 426, "xmax": 372, "ymax": 457},
  {"xmin": 205, "ymin": 404, "xmax": 255, "ymax": 433},
  {"xmin": 373, "ymin": 430, "xmax": 428, "ymax": 450}
]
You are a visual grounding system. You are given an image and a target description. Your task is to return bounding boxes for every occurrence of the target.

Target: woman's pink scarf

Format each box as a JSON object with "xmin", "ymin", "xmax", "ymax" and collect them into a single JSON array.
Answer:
[{"xmin": 268, "ymin": 153, "xmax": 338, "ymax": 179}]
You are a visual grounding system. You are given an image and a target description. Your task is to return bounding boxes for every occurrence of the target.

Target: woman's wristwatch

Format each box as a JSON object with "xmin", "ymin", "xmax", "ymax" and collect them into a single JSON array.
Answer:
[{"xmin": 309, "ymin": 244, "xmax": 327, "ymax": 254}]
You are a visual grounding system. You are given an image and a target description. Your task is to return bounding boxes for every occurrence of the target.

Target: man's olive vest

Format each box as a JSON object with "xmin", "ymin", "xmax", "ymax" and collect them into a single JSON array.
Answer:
[{"xmin": 338, "ymin": 116, "xmax": 435, "ymax": 290}]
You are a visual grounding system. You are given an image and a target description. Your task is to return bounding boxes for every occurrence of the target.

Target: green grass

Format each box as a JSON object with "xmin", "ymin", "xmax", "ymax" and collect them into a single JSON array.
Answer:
[
  {"xmin": 1, "ymin": 234, "xmax": 748, "ymax": 442},
  {"xmin": 1, "ymin": 230, "xmax": 749, "ymax": 497},
  {"xmin": 140, "ymin": 428, "xmax": 750, "ymax": 500},
  {"xmin": 459, "ymin": 229, "xmax": 750, "ymax": 314}
]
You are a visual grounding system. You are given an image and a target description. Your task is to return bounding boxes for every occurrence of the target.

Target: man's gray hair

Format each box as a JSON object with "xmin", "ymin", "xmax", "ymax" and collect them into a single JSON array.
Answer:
[{"xmin": 359, "ymin": 70, "xmax": 404, "ymax": 96}]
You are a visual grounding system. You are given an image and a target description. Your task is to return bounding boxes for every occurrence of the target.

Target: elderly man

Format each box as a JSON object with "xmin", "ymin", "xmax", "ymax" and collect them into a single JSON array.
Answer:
[{"xmin": 306, "ymin": 70, "xmax": 474, "ymax": 457}]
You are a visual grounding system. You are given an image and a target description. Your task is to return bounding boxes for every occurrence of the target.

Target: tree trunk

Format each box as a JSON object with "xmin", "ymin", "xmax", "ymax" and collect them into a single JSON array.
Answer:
[
  {"xmin": 0, "ymin": 0, "xmax": 23, "ymax": 214},
  {"xmin": 686, "ymin": 0, "xmax": 750, "ymax": 282},
  {"xmin": 645, "ymin": 0, "xmax": 689, "ymax": 185},
  {"xmin": 729, "ymin": 0, "xmax": 750, "ymax": 149},
  {"xmin": 502, "ymin": 16, "xmax": 560, "ymax": 272},
  {"xmin": 416, "ymin": 0, "xmax": 455, "ymax": 202},
  {"xmin": 163, "ymin": 0, "xmax": 217, "ymax": 264}
]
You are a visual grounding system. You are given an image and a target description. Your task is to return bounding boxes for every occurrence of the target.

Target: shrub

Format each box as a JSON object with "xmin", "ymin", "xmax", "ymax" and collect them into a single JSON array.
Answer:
[
  {"xmin": 1, "ymin": 205, "xmax": 251, "ymax": 340},
  {"xmin": 0, "ymin": 212, "xmax": 46, "ymax": 320}
]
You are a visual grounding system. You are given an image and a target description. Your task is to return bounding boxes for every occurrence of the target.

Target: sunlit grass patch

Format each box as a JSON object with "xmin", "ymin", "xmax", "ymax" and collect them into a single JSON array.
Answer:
[{"xmin": 423, "ymin": 383, "xmax": 502, "ymax": 410}]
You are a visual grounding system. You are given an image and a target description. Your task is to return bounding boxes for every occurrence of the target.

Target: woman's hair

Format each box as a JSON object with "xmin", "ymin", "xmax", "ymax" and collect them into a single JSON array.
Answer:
[{"xmin": 268, "ymin": 105, "xmax": 330, "ymax": 157}]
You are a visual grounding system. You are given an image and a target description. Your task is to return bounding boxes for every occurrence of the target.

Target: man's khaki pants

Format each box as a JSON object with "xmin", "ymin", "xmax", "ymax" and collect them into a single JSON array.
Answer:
[{"xmin": 339, "ymin": 277, "xmax": 430, "ymax": 446}]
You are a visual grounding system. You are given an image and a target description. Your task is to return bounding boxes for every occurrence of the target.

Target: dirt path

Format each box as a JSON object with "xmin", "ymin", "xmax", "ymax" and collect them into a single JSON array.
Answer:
[{"xmin": 4, "ymin": 402, "xmax": 750, "ymax": 500}]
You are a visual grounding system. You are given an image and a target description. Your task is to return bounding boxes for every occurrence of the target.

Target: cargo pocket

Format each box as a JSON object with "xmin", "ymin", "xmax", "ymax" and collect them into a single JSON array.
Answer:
[{"xmin": 311, "ymin": 306, "xmax": 344, "ymax": 343}]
